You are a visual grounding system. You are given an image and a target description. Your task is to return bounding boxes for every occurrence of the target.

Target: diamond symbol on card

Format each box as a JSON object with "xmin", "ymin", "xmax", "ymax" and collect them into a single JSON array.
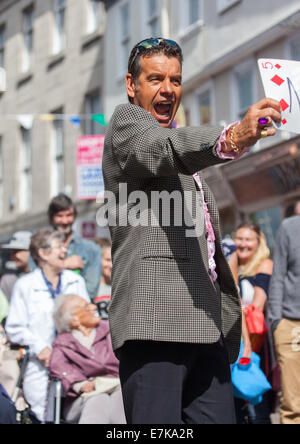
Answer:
[
  {"xmin": 280, "ymin": 99, "xmax": 289, "ymax": 112},
  {"xmin": 275, "ymin": 64, "xmax": 282, "ymax": 69},
  {"xmin": 271, "ymin": 75, "xmax": 285, "ymax": 86},
  {"xmin": 282, "ymin": 119, "xmax": 287, "ymax": 125}
]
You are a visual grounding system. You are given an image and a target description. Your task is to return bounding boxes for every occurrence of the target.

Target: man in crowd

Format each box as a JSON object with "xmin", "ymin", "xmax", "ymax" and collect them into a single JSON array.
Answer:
[
  {"xmin": 102, "ymin": 38, "xmax": 282, "ymax": 424},
  {"xmin": 269, "ymin": 214, "xmax": 300, "ymax": 424},
  {"xmin": 30, "ymin": 194, "xmax": 102, "ymax": 301},
  {"xmin": 0, "ymin": 231, "xmax": 32, "ymax": 303}
]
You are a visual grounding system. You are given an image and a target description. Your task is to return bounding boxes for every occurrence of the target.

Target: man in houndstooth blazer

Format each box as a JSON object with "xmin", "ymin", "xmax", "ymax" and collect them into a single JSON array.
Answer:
[{"xmin": 102, "ymin": 39, "xmax": 282, "ymax": 424}]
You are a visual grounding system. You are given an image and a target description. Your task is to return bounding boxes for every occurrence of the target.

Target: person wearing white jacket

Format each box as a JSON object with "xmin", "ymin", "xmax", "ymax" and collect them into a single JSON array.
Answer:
[{"xmin": 5, "ymin": 229, "xmax": 90, "ymax": 422}]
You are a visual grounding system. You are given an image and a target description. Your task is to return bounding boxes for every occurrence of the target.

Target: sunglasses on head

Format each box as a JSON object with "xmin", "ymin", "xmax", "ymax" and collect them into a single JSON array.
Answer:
[{"xmin": 128, "ymin": 38, "xmax": 182, "ymax": 72}]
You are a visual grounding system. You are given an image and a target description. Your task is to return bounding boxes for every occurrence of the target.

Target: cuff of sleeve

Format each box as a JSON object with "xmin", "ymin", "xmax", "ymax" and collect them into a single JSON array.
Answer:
[
  {"xmin": 32, "ymin": 341, "xmax": 49, "ymax": 357},
  {"xmin": 216, "ymin": 122, "xmax": 251, "ymax": 160},
  {"xmin": 72, "ymin": 381, "xmax": 87, "ymax": 394}
]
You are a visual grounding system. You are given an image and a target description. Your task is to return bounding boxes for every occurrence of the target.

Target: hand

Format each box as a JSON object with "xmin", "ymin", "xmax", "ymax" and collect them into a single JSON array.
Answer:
[
  {"xmin": 224, "ymin": 98, "xmax": 282, "ymax": 153},
  {"xmin": 64, "ymin": 255, "xmax": 84, "ymax": 270},
  {"xmin": 242, "ymin": 342, "xmax": 252, "ymax": 359},
  {"xmin": 38, "ymin": 347, "xmax": 52, "ymax": 368},
  {"xmin": 80, "ymin": 380, "xmax": 95, "ymax": 393}
]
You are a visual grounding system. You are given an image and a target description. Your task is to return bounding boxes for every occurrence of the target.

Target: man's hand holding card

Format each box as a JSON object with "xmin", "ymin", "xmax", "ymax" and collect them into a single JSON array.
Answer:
[{"xmin": 258, "ymin": 58, "xmax": 300, "ymax": 134}]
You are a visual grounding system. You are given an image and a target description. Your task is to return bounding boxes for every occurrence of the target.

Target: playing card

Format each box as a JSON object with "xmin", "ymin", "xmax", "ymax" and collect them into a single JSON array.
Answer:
[{"xmin": 258, "ymin": 58, "xmax": 300, "ymax": 134}]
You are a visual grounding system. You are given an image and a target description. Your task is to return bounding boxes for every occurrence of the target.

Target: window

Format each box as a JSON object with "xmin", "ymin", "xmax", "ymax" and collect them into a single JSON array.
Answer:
[
  {"xmin": 291, "ymin": 39, "xmax": 300, "ymax": 61},
  {"xmin": 50, "ymin": 110, "xmax": 64, "ymax": 197},
  {"xmin": 86, "ymin": 0, "xmax": 100, "ymax": 35},
  {"xmin": 236, "ymin": 70, "xmax": 253, "ymax": 119},
  {"xmin": 147, "ymin": 0, "xmax": 160, "ymax": 37},
  {"xmin": 119, "ymin": 2, "xmax": 130, "ymax": 73},
  {"xmin": 85, "ymin": 91, "xmax": 101, "ymax": 135},
  {"xmin": 22, "ymin": 6, "xmax": 34, "ymax": 72},
  {"xmin": 179, "ymin": 0, "xmax": 202, "ymax": 33},
  {"xmin": 0, "ymin": 137, "xmax": 3, "ymax": 218},
  {"xmin": 53, "ymin": 0, "xmax": 66, "ymax": 55},
  {"xmin": 217, "ymin": 0, "xmax": 241, "ymax": 14},
  {"xmin": 19, "ymin": 128, "xmax": 32, "ymax": 213},
  {"xmin": 232, "ymin": 62, "xmax": 255, "ymax": 121},
  {"xmin": 199, "ymin": 90, "xmax": 212, "ymax": 125},
  {"xmin": 0, "ymin": 25, "xmax": 6, "ymax": 68},
  {"xmin": 188, "ymin": 0, "xmax": 201, "ymax": 26}
]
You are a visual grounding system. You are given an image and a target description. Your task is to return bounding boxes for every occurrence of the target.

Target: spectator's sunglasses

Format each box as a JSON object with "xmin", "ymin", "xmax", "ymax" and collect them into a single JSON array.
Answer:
[{"xmin": 128, "ymin": 38, "xmax": 182, "ymax": 72}]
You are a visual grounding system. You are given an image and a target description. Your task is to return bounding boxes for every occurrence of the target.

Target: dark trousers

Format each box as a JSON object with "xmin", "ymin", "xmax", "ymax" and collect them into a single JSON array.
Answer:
[
  {"xmin": 118, "ymin": 338, "xmax": 236, "ymax": 424},
  {"xmin": 0, "ymin": 393, "xmax": 17, "ymax": 425}
]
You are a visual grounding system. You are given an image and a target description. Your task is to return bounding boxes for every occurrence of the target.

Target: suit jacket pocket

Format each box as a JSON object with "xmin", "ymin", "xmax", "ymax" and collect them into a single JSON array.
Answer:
[{"xmin": 140, "ymin": 226, "xmax": 188, "ymax": 261}]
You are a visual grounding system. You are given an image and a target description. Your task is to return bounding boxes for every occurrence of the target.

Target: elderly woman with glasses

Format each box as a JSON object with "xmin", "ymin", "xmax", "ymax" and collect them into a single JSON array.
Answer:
[
  {"xmin": 5, "ymin": 229, "xmax": 89, "ymax": 423},
  {"xmin": 49, "ymin": 294, "xmax": 125, "ymax": 424}
]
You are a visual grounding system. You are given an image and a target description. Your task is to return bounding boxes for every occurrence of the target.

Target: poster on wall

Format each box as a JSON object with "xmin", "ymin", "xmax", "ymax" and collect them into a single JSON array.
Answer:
[{"xmin": 76, "ymin": 135, "xmax": 105, "ymax": 200}]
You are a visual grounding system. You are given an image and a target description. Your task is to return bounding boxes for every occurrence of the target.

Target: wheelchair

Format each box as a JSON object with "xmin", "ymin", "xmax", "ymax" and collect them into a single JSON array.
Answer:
[{"xmin": 45, "ymin": 378, "xmax": 65, "ymax": 424}]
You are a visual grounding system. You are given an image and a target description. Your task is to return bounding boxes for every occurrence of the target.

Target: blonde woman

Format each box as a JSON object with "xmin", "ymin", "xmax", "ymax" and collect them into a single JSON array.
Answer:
[{"xmin": 229, "ymin": 222, "xmax": 273, "ymax": 424}]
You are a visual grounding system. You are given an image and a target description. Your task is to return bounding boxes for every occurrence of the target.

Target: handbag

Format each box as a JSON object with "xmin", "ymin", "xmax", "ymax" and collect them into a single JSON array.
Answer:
[
  {"xmin": 244, "ymin": 304, "xmax": 268, "ymax": 353},
  {"xmin": 231, "ymin": 346, "xmax": 272, "ymax": 405}
]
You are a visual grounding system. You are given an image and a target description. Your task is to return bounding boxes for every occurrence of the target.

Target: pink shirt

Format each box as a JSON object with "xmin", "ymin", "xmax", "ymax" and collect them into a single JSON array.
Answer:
[{"xmin": 193, "ymin": 122, "xmax": 250, "ymax": 281}]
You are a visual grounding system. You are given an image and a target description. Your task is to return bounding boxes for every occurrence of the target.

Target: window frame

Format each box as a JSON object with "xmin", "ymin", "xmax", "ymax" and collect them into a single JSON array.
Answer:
[
  {"xmin": 217, "ymin": 0, "xmax": 241, "ymax": 14},
  {"xmin": 142, "ymin": 0, "xmax": 160, "ymax": 38},
  {"xmin": 231, "ymin": 59, "xmax": 257, "ymax": 122},
  {"xmin": 196, "ymin": 80, "xmax": 216, "ymax": 126},
  {"xmin": 50, "ymin": 109, "xmax": 65, "ymax": 197},
  {"xmin": 0, "ymin": 25, "xmax": 6, "ymax": 68},
  {"xmin": 178, "ymin": 0, "xmax": 203, "ymax": 38},
  {"xmin": 52, "ymin": 0, "xmax": 66, "ymax": 55},
  {"xmin": 85, "ymin": 0, "xmax": 101, "ymax": 35},
  {"xmin": 116, "ymin": 0, "xmax": 130, "ymax": 77},
  {"xmin": 285, "ymin": 33, "xmax": 300, "ymax": 61},
  {"xmin": 19, "ymin": 127, "xmax": 32, "ymax": 213},
  {"xmin": 85, "ymin": 90, "xmax": 101, "ymax": 135},
  {"xmin": 22, "ymin": 5, "xmax": 35, "ymax": 73}
]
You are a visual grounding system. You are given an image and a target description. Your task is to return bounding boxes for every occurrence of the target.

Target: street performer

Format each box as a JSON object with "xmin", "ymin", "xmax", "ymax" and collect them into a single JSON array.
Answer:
[{"xmin": 102, "ymin": 38, "xmax": 282, "ymax": 424}]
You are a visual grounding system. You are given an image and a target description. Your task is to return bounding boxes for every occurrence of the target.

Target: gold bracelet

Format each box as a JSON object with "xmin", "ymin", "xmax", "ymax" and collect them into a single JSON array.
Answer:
[{"xmin": 229, "ymin": 125, "xmax": 240, "ymax": 154}]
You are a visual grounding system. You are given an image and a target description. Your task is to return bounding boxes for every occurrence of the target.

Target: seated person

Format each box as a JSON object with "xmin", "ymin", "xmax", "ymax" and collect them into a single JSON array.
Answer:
[
  {"xmin": 5, "ymin": 229, "xmax": 90, "ymax": 422},
  {"xmin": 50, "ymin": 294, "xmax": 126, "ymax": 424}
]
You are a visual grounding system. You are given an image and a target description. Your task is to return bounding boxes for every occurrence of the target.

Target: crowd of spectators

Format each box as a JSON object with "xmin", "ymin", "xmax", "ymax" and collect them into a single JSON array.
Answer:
[
  {"xmin": 0, "ymin": 194, "xmax": 300, "ymax": 424},
  {"xmin": 0, "ymin": 194, "xmax": 123, "ymax": 424}
]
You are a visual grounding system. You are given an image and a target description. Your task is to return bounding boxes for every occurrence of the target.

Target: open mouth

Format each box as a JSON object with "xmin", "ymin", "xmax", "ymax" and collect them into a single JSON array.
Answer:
[{"xmin": 154, "ymin": 101, "xmax": 173, "ymax": 121}]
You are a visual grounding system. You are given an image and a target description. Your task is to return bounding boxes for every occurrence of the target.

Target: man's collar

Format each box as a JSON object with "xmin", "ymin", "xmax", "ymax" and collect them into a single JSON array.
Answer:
[{"xmin": 69, "ymin": 231, "xmax": 80, "ymax": 244}]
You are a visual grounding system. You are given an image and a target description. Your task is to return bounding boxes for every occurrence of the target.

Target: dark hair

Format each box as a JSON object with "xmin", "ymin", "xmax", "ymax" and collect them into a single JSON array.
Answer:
[
  {"xmin": 30, "ymin": 229, "xmax": 65, "ymax": 266},
  {"xmin": 95, "ymin": 237, "xmax": 111, "ymax": 250},
  {"xmin": 128, "ymin": 38, "xmax": 183, "ymax": 87},
  {"xmin": 48, "ymin": 193, "xmax": 77, "ymax": 223}
]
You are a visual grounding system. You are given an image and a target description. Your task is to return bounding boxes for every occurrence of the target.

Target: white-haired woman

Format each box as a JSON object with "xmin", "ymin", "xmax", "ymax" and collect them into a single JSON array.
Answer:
[
  {"xmin": 50, "ymin": 294, "xmax": 125, "ymax": 424},
  {"xmin": 229, "ymin": 222, "xmax": 273, "ymax": 425},
  {"xmin": 5, "ymin": 229, "xmax": 89, "ymax": 423}
]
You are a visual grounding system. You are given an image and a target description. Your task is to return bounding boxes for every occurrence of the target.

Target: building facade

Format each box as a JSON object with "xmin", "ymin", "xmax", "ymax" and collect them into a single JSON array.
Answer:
[
  {"xmin": 0, "ymin": 0, "xmax": 300, "ymax": 250},
  {"xmin": 0, "ymin": 0, "xmax": 108, "ymax": 240},
  {"xmin": 104, "ymin": 0, "xmax": 300, "ymax": 249}
]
